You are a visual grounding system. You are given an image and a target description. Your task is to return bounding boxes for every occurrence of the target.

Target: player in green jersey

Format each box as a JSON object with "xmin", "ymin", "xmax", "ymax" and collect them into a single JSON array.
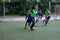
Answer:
[
  {"xmin": 30, "ymin": 9, "xmax": 38, "ymax": 31},
  {"xmin": 43, "ymin": 8, "xmax": 51, "ymax": 26}
]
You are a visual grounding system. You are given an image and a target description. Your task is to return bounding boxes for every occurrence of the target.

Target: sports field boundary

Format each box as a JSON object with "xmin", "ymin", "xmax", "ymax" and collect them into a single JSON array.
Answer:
[{"xmin": 0, "ymin": 16, "xmax": 60, "ymax": 21}]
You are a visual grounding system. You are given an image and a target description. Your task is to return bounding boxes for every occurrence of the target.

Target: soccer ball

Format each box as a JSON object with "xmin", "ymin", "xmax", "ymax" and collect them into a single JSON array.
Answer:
[{"xmin": 33, "ymin": 27, "xmax": 35, "ymax": 29}]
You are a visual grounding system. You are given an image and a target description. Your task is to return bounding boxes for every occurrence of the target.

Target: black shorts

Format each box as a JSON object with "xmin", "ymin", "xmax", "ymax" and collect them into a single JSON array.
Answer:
[
  {"xmin": 26, "ymin": 16, "xmax": 35, "ymax": 23},
  {"xmin": 46, "ymin": 16, "xmax": 50, "ymax": 21}
]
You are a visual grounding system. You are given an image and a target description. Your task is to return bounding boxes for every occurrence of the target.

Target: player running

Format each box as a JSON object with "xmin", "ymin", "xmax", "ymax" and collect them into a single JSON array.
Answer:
[
  {"xmin": 24, "ymin": 10, "xmax": 31, "ymax": 29},
  {"xmin": 43, "ymin": 8, "xmax": 51, "ymax": 26},
  {"xmin": 24, "ymin": 8, "xmax": 38, "ymax": 31},
  {"xmin": 36, "ymin": 8, "xmax": 42, "ymax": 23}
]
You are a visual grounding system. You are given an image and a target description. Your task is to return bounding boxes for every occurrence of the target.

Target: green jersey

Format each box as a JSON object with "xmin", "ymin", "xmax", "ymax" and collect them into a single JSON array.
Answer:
[
  {"xmin": 45, "ymin": 11, "xmax": 49, "ymax": 17},
  {"xmin": 30, "ymin": 10, "xmax": 37, "ymax": 17}
]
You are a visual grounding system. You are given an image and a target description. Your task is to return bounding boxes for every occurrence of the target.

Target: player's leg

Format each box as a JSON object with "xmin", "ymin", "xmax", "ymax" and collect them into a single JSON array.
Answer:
[
  {"xmin": 30, "ymin": 22, "xmax": 35, "ymax": 31},
  {"xmin": 41, "ymin": 14, "xmax": 43, "ymax": 19},
  {"xmin": 36, "ymin": 15, "xmax": 40, "ymax": 23},
  {"xmin": 24, "ymin": 21, "xmax": 28, "ymax": 29},
  {"xmin": 24, "ymin": 19, "xmax": 29, "ymax": 29},
  {"xmin": 45, "ymin": 20, "xmax": 48, "ymax": 26},
  {"xmin": 43, "ymin": 17, "xmax": 46, "ymax": 23},
  {"xmin": 44, "ymin": 17, "xmax": 48, "ymax": 26},
  {"xmin": 36, "ymin": 19, "xmax": 39, "ymax": 23},
  {"xmin": 46, "ymin": 16, "xmax": 50, "ymax": 24},
  {"xmin": 30, "ymin": 18, "xmax": 35, "ymax": 31},
  {"xmin": 44, "ymin": 16, "xmax": 50, "ymax": 26},
  {"xmin": 47, "ymin": 16, "xmax": 50, "ymax": 21},
  {"xmin": 28, "ymin": 22, "xmax": 31, "ymax": 26}
]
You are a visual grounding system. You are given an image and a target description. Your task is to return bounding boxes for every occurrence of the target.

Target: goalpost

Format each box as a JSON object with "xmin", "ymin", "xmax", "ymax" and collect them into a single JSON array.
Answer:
[
  {"xmin": 49, "ymin": 1, "xmax": 51, "ymax": 11},
  {"xmin": 2, "ymin": 0, "xmax": 11, "ymax": 17},
  {"xmin": 2, "ymin": 0, "xmax": 5, "ymax": 17}
]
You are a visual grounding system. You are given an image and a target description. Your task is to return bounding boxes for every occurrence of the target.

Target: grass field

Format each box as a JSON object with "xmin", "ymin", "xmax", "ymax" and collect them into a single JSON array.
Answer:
[{"xmin": 0, "ymin": 20, "xmax": 60, "ymax": 40}]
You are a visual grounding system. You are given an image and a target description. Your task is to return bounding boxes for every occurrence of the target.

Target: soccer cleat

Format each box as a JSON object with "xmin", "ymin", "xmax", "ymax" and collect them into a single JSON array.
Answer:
[
  {"xmin": 30, "ymin": 27, "xmax": 35, "ymax": 31},
  {"xmin": 31, "ymin": 28, "xmax": 35, "ymax": 31}
]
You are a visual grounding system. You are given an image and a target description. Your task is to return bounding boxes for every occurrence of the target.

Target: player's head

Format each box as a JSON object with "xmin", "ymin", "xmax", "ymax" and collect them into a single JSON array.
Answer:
[
  {"xmin": 34, "ymin": 4, "xmax": 38, "ymax": 11},
  {"xmin": 46, "ymin": 8, "xmax": 49, "ymax": 11},
  {"xmin": 38, "ymin": 8, "xmax": 41, "ymax": 11}
]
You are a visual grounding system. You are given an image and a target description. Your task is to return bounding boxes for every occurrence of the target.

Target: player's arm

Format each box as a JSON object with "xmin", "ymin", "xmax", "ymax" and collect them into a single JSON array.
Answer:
[
  {"xmin": 48, "ymin": 11, "xmax": 51, "ymax": 16},
  {"xmin": 25, "ymin": 14, "xmax": 28, "ymax": 19}
]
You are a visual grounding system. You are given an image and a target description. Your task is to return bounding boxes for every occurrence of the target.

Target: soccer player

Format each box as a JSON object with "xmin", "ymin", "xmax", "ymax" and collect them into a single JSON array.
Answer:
[
  {"xmin": 43, "ymin": 8, "xmax": 51, "ymax": 26},
  {"xmin": 24, "ymin": 10, "xmax": 31, "ymax": 29},
  {"xmin": 24, "ymin": 4, "xmax": 38, "ymax": 31},
  {"xmin": 24, "ymin": 8, "xmax": 37, "ymax": 31},
  {"xmin": 28, "ymin": 8, "xmax": 37, "ymax": 31},
  {"xmin": 36, "ymin": 8, "xmax": 42, "ymax": 23}
]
